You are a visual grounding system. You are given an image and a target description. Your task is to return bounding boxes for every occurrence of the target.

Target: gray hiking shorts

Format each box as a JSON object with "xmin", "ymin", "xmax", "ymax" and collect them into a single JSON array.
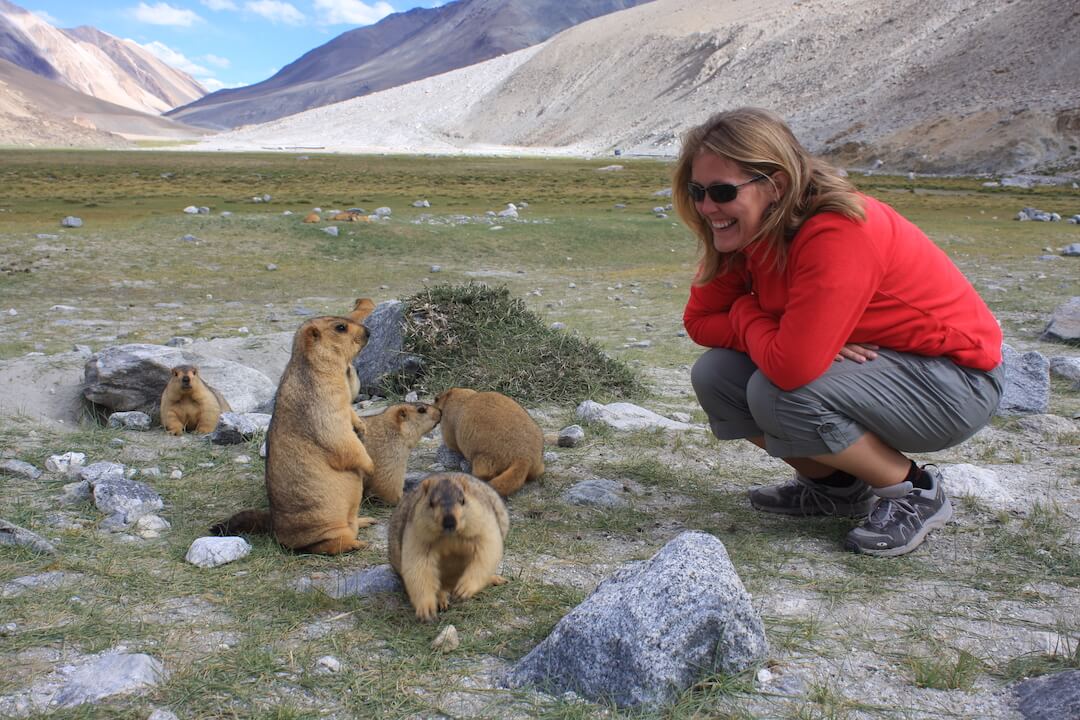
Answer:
[{"xmin": 691, "ymin": 348, "xmax": 1004, "ymax": 458}]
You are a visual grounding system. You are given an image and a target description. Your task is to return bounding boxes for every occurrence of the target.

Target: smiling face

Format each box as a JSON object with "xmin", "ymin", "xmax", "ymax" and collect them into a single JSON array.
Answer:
[{"xmin": 690, "ymin": 150, "xmax": 779, "ymax": 255}]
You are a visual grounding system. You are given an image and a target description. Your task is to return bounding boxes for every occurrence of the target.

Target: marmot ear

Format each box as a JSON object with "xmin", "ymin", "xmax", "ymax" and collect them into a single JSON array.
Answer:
[
  {"xmin": 304, "ymin": 324, "xmax": 322, "ymax": 345},
  {"xmin": 396, "ymin": 407, "xmax": 410, "ymax": 424},
  {"xmin": 420, "ymin": 476, "xmax": 434, "ymax": 493}
]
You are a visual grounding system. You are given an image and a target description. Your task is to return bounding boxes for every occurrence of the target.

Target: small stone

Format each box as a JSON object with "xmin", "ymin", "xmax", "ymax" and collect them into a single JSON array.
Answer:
[
  {"xmin": 432, "ymin": 625, "xmax": 460, "ymax": 653},
  {"xmin": 46, "ymin": 452, "xmax": 87, "ymax": 475},
  {"xmin": 185, "ymin": 537, "xmax": 251, "ymax": 568},
  {"xmin": 61, "ymin": 216, "xmax": 83, "ymax": 228},
  {"xmin": 0, "ymin": 459, "xmax": 42, "ymax": 480},
  {"xmin": 557, "ymin": 425, "xmax": 585, "ymax": 448},
  {"xmin": 315, "ymin": 656, "xmax": 342, "ymax": 673}
]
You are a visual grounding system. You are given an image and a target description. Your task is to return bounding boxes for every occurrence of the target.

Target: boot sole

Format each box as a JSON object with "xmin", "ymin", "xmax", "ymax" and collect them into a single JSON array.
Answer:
[{"xmin": 844, "ymin": 496, "xmax": 954, "ymax": 557}]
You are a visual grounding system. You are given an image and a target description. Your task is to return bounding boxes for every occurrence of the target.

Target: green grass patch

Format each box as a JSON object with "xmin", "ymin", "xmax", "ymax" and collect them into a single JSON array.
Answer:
[{"xmin": 391, "ymin": 282, "xmax": 645, "ymax": 404}]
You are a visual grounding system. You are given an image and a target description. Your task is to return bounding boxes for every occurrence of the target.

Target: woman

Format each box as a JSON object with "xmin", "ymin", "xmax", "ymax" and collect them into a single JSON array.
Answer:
[{"xmin": 678, "ymin": 107, "xmax": 1003, "ymax": 557}]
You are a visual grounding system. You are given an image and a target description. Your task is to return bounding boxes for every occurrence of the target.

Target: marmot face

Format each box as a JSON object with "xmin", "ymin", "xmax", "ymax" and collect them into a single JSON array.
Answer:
[
  {"xmin": 298, "ymin": 316, "xmax": 370, "ymax": 365},
  {"xmin": 172, "ymin": 364, "xmax": 199, "ymax": 392},
  {"xmin": 424, "ymin": 475, "xmax": 466, "ymax": 533}
]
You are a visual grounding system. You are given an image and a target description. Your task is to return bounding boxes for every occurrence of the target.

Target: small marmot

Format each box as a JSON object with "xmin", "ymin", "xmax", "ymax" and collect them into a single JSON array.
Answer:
[
  {"xmin": 211, "ymin": 316, "xmax": 375, "ymax": 555},
  {"xmin": 160, "ymin": 364, "xmax": 232, "ymax": 435},
  {"xmin": 388, "ymin": 472, "xmax": 509, "ymax": 622},
  {"xmin": 359, "ymin": 402, "xmax": 441, "ymax": 504},
  {"xmin": 434, "ymin": 387, "xmax": 545, "ymax": 497}
]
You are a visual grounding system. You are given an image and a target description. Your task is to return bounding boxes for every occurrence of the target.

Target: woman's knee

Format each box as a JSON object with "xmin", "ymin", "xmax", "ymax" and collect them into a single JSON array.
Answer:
[{"xmin": 691, "ymin": 348, "xmax": 754, "ymax": 398}]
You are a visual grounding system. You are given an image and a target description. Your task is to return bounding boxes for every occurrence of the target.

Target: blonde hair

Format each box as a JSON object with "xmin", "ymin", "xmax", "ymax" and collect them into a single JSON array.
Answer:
[{"xmin": 673, "ymin": 107, "xmax": 865, "ymax": 285}]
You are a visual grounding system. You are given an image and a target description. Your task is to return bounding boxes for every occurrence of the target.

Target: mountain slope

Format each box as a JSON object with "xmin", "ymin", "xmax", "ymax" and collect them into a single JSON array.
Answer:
[
  {"xmin": 193, "ymin": 0, "xmax": 1078, "ymax": 174},
  {"xmin": 165, "ymin": 0, "xmax": 654, "ymax": 130},
  {"xmin": 0, "ymin": 58, "xmax": 203, "ymax": 147},
  {"xmin": 0, "ymin": 0, "xmax": 205, "ymax": 115}
]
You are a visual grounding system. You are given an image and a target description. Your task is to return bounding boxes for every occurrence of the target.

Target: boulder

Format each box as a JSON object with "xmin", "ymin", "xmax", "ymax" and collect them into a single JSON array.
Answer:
[
  {"xmin": 1041, "ymin": 297, "xmax": 1080, "ymax": 344},
  {"xmin": 997, "ymin": 344, "xmax": 1050, "ymax": 416},
  {"xmin": 82, "ymin": 343, "xmax": 275, "ymax": 417},
  {"xmin": 505, "ymin": 531, "xmax": 767, "ymax": 707},
  {"xmin": 352, "ymin": 301, "xmax": 424, "ymax": 396}
]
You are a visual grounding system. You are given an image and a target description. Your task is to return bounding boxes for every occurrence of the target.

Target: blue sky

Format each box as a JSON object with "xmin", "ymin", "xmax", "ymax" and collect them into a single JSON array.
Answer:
[{"xmin": 24, "ymin": 0, "xmax": 447, "ymax": 91}]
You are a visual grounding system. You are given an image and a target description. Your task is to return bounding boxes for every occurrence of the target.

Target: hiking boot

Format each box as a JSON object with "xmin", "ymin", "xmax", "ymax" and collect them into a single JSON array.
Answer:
[
  {"xmin": 748, "ymin": 472, "xmax": 878, "ymax": 517},
  {"xmin": 844, "ymin": 465, "xmax": 952, "ymax": 557}
]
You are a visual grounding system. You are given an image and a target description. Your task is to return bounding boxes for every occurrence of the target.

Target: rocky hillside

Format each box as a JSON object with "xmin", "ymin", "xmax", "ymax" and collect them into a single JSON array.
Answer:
[
  {"xmin": 165, "ymin": 0, "xmax": 653, "ymax": 130},
  {"xmin": 191, "ymin": 0, "xmax": 1080, "ymax": 175},
  {"xmin": 0, "ymin": 0, "xmax": 205, "ymax": 115}
]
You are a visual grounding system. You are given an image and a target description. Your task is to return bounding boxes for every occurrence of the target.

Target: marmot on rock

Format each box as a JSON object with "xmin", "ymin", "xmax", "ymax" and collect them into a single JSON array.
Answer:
[{"xmin": 160, "ymin": 364, "xmax": 231, "ymax": 435}]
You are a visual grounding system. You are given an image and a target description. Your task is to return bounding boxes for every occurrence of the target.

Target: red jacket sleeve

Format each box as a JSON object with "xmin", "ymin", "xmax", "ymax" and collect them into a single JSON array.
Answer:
[
  {"xmin": 683, "ymin": 268, "xmax": 751, "ymax": 352},
  {"xmin": 729, "ymin": 218, "xmax": 885, "ymax": 390}
]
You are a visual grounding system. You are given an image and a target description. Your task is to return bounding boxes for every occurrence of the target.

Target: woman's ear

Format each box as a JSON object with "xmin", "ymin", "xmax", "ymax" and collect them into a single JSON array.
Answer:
[{"xmin": 769, "ymin": 170, "xmax": 790, "ymax": 202}]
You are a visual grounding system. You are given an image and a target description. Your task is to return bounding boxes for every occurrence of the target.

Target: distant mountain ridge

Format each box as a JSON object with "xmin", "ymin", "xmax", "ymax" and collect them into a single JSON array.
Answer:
[
  {"xmin": 165, "ymin": 0, "xmax": 654, "ymax": 130},
  {"xmin": 191, "ymin": 0, "xmax": 1079, "ymax": 175},
  {"xmin": 0, "ymin": 0, "xmax": 205, "ymax": 115}
]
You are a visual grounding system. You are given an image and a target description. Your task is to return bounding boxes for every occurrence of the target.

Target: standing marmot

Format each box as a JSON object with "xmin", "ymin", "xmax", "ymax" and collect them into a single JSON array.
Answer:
[
  {"xmin": 359, "ymin": 402, "xmax": 441, "ymax": 504},
  {"xmin": 388, "ymin": 472, "xmax": 509, "ymax": 622},
  {"xmin": 211, "ymin": 316, "xmax": 375, "ymax": 555},
  {"xmin": 160, "ymin": 364, "xmax": 231, "ymax": 435},
  {"xmin": 434, "ymin": 388, "xmax": 545, "ymax": 497}
]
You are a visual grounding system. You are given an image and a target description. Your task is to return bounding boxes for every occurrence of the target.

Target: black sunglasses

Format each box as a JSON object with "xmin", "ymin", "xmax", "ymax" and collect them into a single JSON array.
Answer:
[{"xmin": 687, "ymin": 174, "xmax": 770, "ymax": 204}]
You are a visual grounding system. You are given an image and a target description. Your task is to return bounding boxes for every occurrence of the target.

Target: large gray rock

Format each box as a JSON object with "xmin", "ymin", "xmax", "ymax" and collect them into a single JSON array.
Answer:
[
  {"xmin": 352, "ymin": 301, "xmax": 424, "ymax": 396},
  {"xmin": 82, "ymin": 343, "xmax": 275, "ymax": 416},
  {"xmin": 1049, "ymin": 355, "xmax": 1080, "ymax": 383},
  {"xmin": 0, "ymin": 649, "xmax": 166, "ymax": 715},
  {"xmin": 1042, "ymin": 297, "xmax": 1080, "ymax": 344},
  {"xmin": 997, "ymin": 344, "xmax": 1050, "ymax": 416},
  {"xmin": 1014, "ymin": 669, "xmax": 1080, "ymax": 720},
  {"xmin": 0, "ymin": 459, "xmax": 42, "ymax": 480},
  {"xmin": 505, "ymin": 531, "xmax": 767, "ymax": 708}
]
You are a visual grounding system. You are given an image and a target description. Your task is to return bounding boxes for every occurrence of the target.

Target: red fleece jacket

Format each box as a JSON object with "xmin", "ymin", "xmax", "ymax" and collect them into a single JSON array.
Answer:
[{"xmin": 683, "ymin": 195, "xmax": 1002, "ymax": 391}]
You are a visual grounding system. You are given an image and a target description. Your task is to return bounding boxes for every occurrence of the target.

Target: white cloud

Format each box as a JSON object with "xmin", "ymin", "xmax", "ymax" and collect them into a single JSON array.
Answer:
[
  {"xmin": 200, "ymin": 77, "xmax": 228, "ymax": 91},
  {"xmin": 314, "ymin": 0, "xmax": 393, "ymax": 25},
  {"xmin": 132, "ymin": 2, "xmax": 201, "ymax": 26},
  {"xmin": 202, "ymin": 54, "xmax": 231, "ymax": 68},
  {"xmin": 200, "ymin": 0, "xmax": 238, "ymax": 9},
  {"xmin": 138, "ymin": 39, "xmax": 211, "ymax": 76},
  {"xmin": 244, "ymin": 0, "xmax": 304, "ymax": 24},
  {"xmin": 31, "ymin": 9, "xmax": 61, "ymax": 25}
]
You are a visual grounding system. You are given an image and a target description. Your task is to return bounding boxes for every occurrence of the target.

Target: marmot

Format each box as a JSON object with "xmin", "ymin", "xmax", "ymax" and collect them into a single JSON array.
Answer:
[
  {"xmin": 160, "ymin": 364, "xmax": 231, "ymax": 435},
  {"xmin": 303, "ymin": 212, "xmax": 320, "ymax": 223},
  {"xmin": 211, "ymin": 316, "xmax": 375, "ymax": 555},
  {"xmin": 434, "ymin": 388, "xmax": 545, "ymax": 497},
  {"xmin": 388, "ymin": 472, "xmax": 509, "ymax": 622},
  {"xmin": 345, "ymin": 297, "xmax": 375, "ymax": 400},
  {"xmin": 359, "ymin": 402, "xmax": 441, "ymax": 504}
]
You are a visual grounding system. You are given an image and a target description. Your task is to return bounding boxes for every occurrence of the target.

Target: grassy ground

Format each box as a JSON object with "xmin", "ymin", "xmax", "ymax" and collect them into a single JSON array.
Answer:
[{"xmin": 0, "ymin": 151, "xmax": 1078, "ymax": 719}]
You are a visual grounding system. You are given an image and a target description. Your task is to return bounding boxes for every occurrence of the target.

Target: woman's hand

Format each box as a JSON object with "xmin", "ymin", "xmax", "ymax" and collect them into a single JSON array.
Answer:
[{"xmin": 834, "ymin": 343, "xmax": 879, "ymax": 363}]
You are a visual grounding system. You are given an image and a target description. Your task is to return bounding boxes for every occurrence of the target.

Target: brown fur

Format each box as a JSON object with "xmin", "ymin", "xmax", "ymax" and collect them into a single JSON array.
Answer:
[
  {"xmin": 332, "ymin": 211, "xmax": 369, "ymax": 222},
  {"xmin": 388, "ymin": 472, "xmax": 509, "ymax": 622},
  {"xmin": 210, "ymin": 316, "xmax": 374, "ymax": 555},
  {"xmin": 434, "ymin": 388, "xmax": 545, "ymax": 497},
  {"xmin": 345, "ymin": 297, "xmax": 375, "ymax": 400},
  {"xmin": 359, "ymin": 403, "xmax": 441, "ymax": 504},
  {"xmin": 303, "ymin": 212, "xmax": 321, "ymax": 223},
  {"xmin": 160, "ymin": 364, "xmax": 231, "ymax": 435}
]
